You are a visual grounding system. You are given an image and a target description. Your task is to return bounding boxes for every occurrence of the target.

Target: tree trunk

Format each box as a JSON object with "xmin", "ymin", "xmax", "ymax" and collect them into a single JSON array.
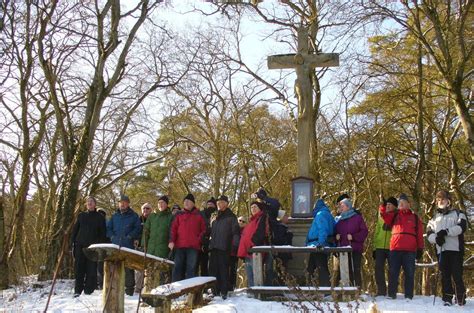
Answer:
[{"xmin": 0, "ymin": 196, "xmax": 8, "ymax": 290}]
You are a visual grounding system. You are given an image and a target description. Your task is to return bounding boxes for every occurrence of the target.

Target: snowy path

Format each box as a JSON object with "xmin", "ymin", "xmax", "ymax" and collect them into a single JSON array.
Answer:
[{"xmin": 0, "ymin": 278, "xmax": 472, "ymax": 312}]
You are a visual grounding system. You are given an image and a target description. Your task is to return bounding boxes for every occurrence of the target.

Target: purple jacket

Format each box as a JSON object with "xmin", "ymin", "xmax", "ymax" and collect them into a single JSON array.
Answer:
[{"xmin": 335, "ymin": 213, "xmax": 368, "ymax": 253}]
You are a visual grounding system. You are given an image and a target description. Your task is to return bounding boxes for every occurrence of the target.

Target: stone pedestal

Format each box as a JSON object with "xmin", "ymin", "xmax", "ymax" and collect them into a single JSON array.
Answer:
[{"xmin": 285, "ymin": 217, "xmax": 313, "ymax": 283}]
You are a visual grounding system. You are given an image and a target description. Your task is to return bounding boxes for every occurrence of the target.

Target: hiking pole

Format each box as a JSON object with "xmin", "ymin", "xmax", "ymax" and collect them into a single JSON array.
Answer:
[{"xmin": 433, "ymin": 245, "xmax": 443, "ymax": 306}]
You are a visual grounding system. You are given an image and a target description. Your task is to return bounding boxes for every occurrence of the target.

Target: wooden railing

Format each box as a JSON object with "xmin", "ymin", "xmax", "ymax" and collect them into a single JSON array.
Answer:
[{"xmin": 248, "ymin": 246, "xmax": 353, "ymax": 287}]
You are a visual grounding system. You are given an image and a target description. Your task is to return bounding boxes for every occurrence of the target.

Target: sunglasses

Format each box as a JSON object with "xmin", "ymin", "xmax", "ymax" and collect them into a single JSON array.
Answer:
[{"xmin": 238, "ymin": 219, "xmax": 245, "ymax": 223}]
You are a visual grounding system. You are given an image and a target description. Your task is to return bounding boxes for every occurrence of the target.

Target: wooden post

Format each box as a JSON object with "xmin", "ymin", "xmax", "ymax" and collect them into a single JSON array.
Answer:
[
  {"xmin": 103, "ymin": 260, "xmax": 125, "ymax": 313},
  {"xmin": 253, "ymin": 252, "xmax": 264, "ymax": 286},
  {"xmin": 338, "ymin": 252, "xmax": 350, "ymax": 287}
]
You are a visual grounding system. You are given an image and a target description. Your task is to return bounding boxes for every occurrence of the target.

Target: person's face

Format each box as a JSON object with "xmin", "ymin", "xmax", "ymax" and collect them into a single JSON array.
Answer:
[
  {"xmin": 158, "ymin": 200, "xmax": 168, "ymax": 211},
  {"xmin": 386, "ymin": 203, "xmax": 396, "ymax": 212},
  {"xmin": 281, "ymin": 214, "xmax": 289, "ymax": 224},
  {"xmin": 238, "ymin": 218, "xmax": 246, "ymax": 228},
  {"xmin": 172, "ymin": 208, "xmax": 179, "ymax": 215},
  {"xmin": 207, "ymin": 202, "xmax": 216, "ymax": 209},
  {"xmin": 183, "ymin": 199, "xmax": 194, "ymax": 210},
  {"xmin": 86, "ymin": 198, "xmax": 96, "ymax": 211},
  {"xmin": 250, "ymin": 204, "xmax": 261, "ymax": 216},
  {"xmin": 119, "ymin": 200, "xmax": 129, "ymax": 210},
  {"xmin": 217, "ymin": 200, "xmax": 228, "ymax": 211},
  {"xmin": 436, "ymin": 197, "xmax": 450, "ymax": 209},
  {"xmin": 142, "ymin": 205, "xmax": 152, "ymax": 217},
  {"xmin": 339, "ymin": 202, "xmax": 350, "ymax": 213},
  {"xmin": 399, "ymin": 199, "xmax": 410, "ymax": 210}
]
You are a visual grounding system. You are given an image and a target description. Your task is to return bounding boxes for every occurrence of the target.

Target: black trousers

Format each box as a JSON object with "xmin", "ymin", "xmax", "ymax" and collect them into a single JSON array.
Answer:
[
  {"xmin": 125, "ymin": 268, "xmax": 135, "ymax": 295},
  {"xmin": 307, "ymin": 253, "xmax": 330, "ymax": 286},
  {"xmin": 229, "ymin": 255, "xmax": 238, "ymax": 291},
  {"xmin": 74, "ymin": 244, "xmax": 97, "ymax": 294},
  {"xmin": 439, "ymin": 251, "xmax": 466, "ymax": 305},
  {"xmin": 349, "ymin": 252, "xmax": 362, "ymax": 287},
  {"xmin": 198, "ymin": 250, "xmax": 209, "ymax": 276},
  {"xmin": 375, "ymin": 249, "xmax": 390, "ymax": 296},
  {"xmin": 209, "ymin": 249, "xmax": 230, "ymax": 296}
]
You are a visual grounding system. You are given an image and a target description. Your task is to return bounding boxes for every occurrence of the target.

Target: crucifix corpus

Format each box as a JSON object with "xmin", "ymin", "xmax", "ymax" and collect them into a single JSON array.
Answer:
[{"xmin": 268, "ymin": 27, "xmax": 339, "ymax": 178}]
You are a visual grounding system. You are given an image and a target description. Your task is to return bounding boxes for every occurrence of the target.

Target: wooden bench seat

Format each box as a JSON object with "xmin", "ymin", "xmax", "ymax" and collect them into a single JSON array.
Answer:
[
  {"xmin": 141, "ymin": 276, "xmax": 216, "ymax": 313},
  {"xmin": 247, "ymin": 286, "xmax": 359, "ymax": 300}
]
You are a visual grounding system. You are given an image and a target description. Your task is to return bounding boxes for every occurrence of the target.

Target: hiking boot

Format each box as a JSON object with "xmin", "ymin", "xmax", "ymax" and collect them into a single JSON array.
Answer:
[{"xmin": 73, "ymin": 293, "xmax": 80, "ymax": 298}]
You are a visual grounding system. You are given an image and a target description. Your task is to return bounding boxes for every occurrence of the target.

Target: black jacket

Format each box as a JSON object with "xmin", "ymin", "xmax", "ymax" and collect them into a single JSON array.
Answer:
[
  {"xmin": 209, "ymin": 208, "xmax": 240, "ymax": 252},
  {"xmin": 71, "ymin": 210, "xmax": 106, "ymax": 247}
]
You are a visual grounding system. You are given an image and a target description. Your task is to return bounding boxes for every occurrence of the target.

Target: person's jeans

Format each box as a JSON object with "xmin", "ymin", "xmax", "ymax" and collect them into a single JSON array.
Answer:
[
  {"xmin": 125, "ymin": 268, "xmax": 135, "ymax": 295},
  {"xmin": 245, "ymin": 257, "xmax": 254, "ymax": 287},
  {"xmin": 209, "ymin": 249, "xmax": 231, "ymax": 296},
  {"xmin": 264, "ymin": 253, "xmax": 275, "ymax": 286},
  {"xmin": 375, "ymin": 249, "xmax": 390, "ymax": 296},
  {"xmin": 388, "ymin": 250, "xmax": 415, "ymax": 299},
  {"xmin": 172, "ymin": 248, "xmax": 199, "ymax": 282}
]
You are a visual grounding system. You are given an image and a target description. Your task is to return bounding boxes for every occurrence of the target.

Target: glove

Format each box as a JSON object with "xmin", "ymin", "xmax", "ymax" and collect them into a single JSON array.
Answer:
[
  {"xmin": 435, "ymin": 235, "xmax": 445, "ymax": 247},
  {"xmin": 372, "ymin": 250, "xmax": 376, "ymax": 260},
  {"xmin": 416, "ymin": 249, "xmax": 423, "ymax": 260},
  {"xmin": 436, "ymin": 229, "xmax": 448, "ymax": 238}
]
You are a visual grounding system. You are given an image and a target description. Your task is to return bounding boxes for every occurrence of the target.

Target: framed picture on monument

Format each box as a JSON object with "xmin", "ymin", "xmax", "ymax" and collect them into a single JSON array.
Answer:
[{"xmin": 291, "ymin": 176, "xmax": 314, "ymax": 218}]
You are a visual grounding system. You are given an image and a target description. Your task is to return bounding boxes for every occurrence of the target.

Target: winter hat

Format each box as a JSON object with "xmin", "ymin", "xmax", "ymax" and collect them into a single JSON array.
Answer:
[
  {"xmin": 250, "ymin": 201, "xmax": 264, "ymax": 211},
  {"xmin": 336, "ymin": 193, "xmax": 350, "ymax": 204},
  {"xmin": 386, "ymin": 197, "xmax": 398, "ymax": 207},
  {"xmin": 119, "ymin": 194, "xmax": 130, "ymax": 202},
  {"xmin": 277, "ymin": 209, "xmax": 286, "ymax": 221},
  {"xmin": 436, "ymin": 190, "xmax": 451, "ymax": 200},
  {"xmin": 217, "ymin": 195, "xmax": 229, "ymax": 203},
  {"xmin": 207, "ymin": 197, "xmax": 217, "ymax": 206},
  {"xmin": 158, "ymin": 195, "xmax": 169, "ymax": 204},
  {"xmin": 183, "ymin": 193, "xmax": 195, "ymax": 203},
  {"xmin": 398, "ymin": 193, "xmax": 409, "ymax": 202},
  {"xmin": 340, "ymin": 198, "xmax": 353, "ymax": 210}
]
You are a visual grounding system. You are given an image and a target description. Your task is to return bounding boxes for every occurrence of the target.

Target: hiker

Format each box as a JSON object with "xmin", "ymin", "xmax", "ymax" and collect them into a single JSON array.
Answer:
[
  {"xmin": 306, "ymin": 198, "xmax": 335, "ymax": 286},
  {"xmin": 372, "ymin": 197, "xmax": 397, "ymax": 296},
  {"xmin": 380, "ymin": 193, "xmax": 424, "ymax": 300},
  {"xmin": 71, "ymin": 196, "xmax": 106, "ymax": 297},
  {"xmin": 169, "ymin": 193, "xmax": 206, "ymax": 282},
  {"xmin": 335, "ymin": 198, "xmax": 368, "ymax": 287},
  {"xmin": 426, "ymin": 190, "xmax": 467, "ymax": 306}
]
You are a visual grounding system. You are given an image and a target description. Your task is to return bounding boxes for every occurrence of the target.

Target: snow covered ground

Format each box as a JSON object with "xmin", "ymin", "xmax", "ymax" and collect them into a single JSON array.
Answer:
[{"xmin": 0, "ymin": 277, "xmax": 472, "ymax": 312}]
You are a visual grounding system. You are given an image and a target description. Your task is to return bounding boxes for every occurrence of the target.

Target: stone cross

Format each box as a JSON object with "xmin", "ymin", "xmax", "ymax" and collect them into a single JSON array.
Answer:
[{"xmin": 268, "ymin": 27, "xmax": 339, "ymax": 178}]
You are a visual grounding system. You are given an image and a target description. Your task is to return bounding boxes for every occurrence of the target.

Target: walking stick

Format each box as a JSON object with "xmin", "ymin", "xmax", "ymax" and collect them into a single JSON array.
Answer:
[{"xmin": 433, "ymin": 245, "xmax": 443, "ymax": 306}]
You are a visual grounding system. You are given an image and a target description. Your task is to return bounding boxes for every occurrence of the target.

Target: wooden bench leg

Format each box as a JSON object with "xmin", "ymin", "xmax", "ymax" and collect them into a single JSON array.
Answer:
[
  {"xmin": 103, "ymin": 259, "xmax": 125, "ymax": 313},
  {"xmin": 153, "ymin": 299, "xmax": 171, "ymax": 313},
  {"xmin": 187, "ymin": 289, "xmax": 204, "ymax": 309}
]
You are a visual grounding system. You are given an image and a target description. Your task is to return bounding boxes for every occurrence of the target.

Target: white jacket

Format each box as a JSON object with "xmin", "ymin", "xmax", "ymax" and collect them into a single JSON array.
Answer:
[{"xmin": 427, "ymin": 208, "xmax": 467, "ymax": 254}]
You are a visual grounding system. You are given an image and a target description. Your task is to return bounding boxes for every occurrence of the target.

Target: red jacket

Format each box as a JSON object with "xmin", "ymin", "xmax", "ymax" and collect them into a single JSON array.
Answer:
[
  {"xmin": 170, "ymin": 207, "xmax": 206, "ymax": 250},
  {"xmin": 380, "ymin": 204, "xmax": 424, "ymax": 252},
  {"xmin": 238, "ymin": 211, "xmax": 266, "ymax": 258}
]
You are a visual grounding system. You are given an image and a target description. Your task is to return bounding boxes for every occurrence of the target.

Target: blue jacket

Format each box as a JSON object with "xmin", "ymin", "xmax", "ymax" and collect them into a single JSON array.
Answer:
[
  {"xmin": 306, "ymin": 199, "xmax": 335, "ymax": 247},
  {"xmin": 106, "ymin": 207, "xmax": 141, "ymax": 249}
]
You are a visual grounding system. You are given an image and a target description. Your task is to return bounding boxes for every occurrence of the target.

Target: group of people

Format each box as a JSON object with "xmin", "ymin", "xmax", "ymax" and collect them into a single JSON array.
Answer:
[
  {"xmin": 70, "ymin": 189, "xmax": 292, "ymax": 299},
  {"xmin": 70, "ymin": 188, "xmax": 467, "ymax": 306},
  {"xmin": 305, "ymin": 190, "xmax": 467, "ymax": 306}
]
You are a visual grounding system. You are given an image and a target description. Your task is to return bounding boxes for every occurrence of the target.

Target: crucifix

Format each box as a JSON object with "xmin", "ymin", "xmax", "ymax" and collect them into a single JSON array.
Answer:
[{"xmin": 268, "ymin": 27, "xmax": 339, "ymax": 178}]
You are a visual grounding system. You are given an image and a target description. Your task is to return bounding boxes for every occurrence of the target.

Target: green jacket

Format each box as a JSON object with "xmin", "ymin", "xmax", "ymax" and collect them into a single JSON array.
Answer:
[
  {"xmin": 373, "ymin": 213, "xmax": 391, "ymax": 250},
  {"xmin": 141, "ymin": 209, "xmax": 173, "ymax": 258}
]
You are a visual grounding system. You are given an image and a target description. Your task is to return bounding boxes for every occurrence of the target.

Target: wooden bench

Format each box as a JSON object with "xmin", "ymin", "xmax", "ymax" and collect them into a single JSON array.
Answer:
[
  {"xmin": 247, "ymin": 286, "xmax": 359, "ymax": 299},
  {"xmin": 141, "ymin": 276, "xmax": 216, "ymax": 313},
  {"xmin": 85, "ymin": 243, "xmax": 174, "ymax": 313}
]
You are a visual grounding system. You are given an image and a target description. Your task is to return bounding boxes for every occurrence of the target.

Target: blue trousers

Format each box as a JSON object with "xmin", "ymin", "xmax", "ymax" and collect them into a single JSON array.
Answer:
[
  {"xmin": 388, "ymin": 250, "xmax": 416, "ymax": 299},
  {"xmin": 172, "ymin": 248, "xmax": 198, "ymax": 282}
]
